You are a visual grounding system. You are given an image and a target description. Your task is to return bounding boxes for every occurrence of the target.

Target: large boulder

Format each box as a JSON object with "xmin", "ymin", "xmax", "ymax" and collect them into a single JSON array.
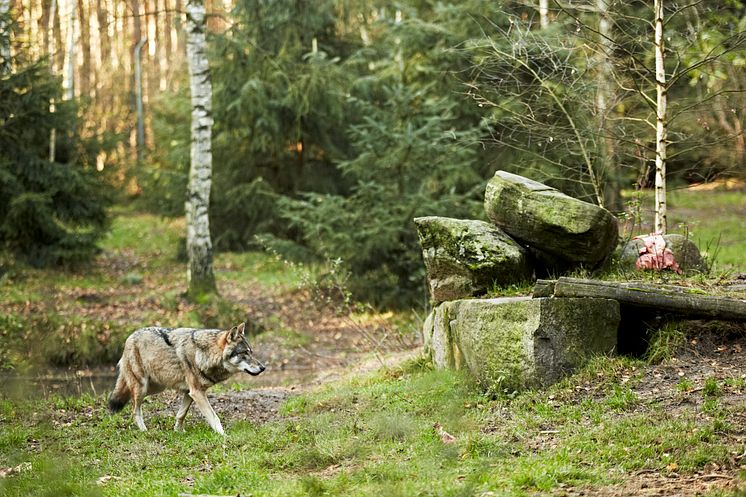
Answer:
[
  {"xmin": 618, "ymin": 234, "xmax": 707, "ymax": 274},
  {"xmin": 484, "ymin": 171, "xmax": 619, "ymax": 266},
  {"xmin": 423, "ymin": 296, "xmax": 619, "ymax": 390},
  {"xmin": 414, "ymin": 216, "xmax": 533, "ymax": 302}
]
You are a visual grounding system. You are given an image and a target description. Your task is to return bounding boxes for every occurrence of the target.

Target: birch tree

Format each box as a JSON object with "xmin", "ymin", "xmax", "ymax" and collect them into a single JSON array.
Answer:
[
  {"xmin": 185, "ymin": 0, "xmax": 216, "ymax": 296},
  {"xmin": 0, "ymin": 0, "xmax": 10, "ymax": 73},
  {"xmin": 539, "ymin": 0, "xmax": 549, "ymax": 29},
  {"xmin": 653, "ymin": 0, "xmax": 667, "ymax": 234},
  {"xmin": 62, "ymin": 0, "xmax": 75, "ymax": 100}
]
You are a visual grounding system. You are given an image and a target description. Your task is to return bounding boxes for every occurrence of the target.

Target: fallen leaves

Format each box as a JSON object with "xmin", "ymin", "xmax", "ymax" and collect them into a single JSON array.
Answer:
[
  {"xmin": 434, "ymin": 422, "xmax": 456, "ymax": 444},
  {"xmin": 0, "ymin": 462, "xmax": 32, "ymax": 478}
]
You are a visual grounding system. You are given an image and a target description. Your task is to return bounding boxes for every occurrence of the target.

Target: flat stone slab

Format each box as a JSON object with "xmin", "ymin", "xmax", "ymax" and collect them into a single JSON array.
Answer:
[
  {"xmin": 423, "ymin": 296, "xmax": 619, "ymax": 391},
  {"xmin": 414, "ymin": 216, "xmax": 532, "ymax": 302},
  {"xmin": 484, "ymin": 171, "xmax": 618, "ymax": 265}
]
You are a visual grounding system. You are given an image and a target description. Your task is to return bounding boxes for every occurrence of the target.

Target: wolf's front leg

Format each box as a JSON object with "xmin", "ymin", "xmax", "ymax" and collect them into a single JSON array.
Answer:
[
  {"xmin": 174, "ymin": 391, "xmax": 193, "ymax": 431},
  {"xmin": 189, "ymin": 389, "xmax": 225, "ymax": 436}
]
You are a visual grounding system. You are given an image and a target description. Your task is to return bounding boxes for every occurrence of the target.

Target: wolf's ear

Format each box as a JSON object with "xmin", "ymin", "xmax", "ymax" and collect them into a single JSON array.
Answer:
[{"xmin": 229, "ymin": 322, "xmax": 246, "ymax": 341}]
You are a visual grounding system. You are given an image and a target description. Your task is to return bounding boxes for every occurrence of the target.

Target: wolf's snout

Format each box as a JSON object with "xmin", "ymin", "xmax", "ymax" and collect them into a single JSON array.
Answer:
[{"xmin": 243, "ymin": 361, "xmax": 265, "ymax": 376}]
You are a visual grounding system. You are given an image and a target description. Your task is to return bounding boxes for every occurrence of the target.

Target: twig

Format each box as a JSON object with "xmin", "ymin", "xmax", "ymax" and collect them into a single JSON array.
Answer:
[
  {"xmin": 178, "ymin": 493, "xmax": 244, "ymax": 497},
  {"xmin": 700, "ymin": 474, "xmax": 733, "ymax": 481}
]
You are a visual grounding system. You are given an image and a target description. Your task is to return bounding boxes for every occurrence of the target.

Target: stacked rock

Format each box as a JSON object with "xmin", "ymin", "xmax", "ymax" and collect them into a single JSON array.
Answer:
[{"xmin": 414, "ymin": 170, "xmax": 706, "ymax": 391}]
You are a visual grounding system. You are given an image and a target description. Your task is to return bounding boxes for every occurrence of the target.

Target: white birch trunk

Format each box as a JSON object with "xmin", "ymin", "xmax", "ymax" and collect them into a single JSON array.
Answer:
[
  {"xmin": 0, "ymin": 0, "xmax": 10, "ymax": 73},
  {"xmin": 654, "ymin": 0, "xmax": 667, "ymax": 234},
  {"xmin": 185, "ymin": 0, "xmax": 216, "ymax": 295},
  {"xmin": 63, "ymin": 0, "xmax": 75, "ymax": 101},
  {"xmin": 539, "ymin": 0, "xmax": 549, "ymax": 30},
  {"xmin": 48, "ymin": 0, "xmax": 57, "ymax": 162}
]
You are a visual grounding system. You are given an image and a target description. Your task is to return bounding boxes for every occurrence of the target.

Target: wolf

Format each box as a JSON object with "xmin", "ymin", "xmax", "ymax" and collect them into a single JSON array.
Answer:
[{"xmin": 108, "ymin": 322, "xmax": 265, "ymax": 435}]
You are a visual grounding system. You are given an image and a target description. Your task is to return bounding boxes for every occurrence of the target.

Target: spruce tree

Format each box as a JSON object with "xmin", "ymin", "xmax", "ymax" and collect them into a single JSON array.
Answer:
[{"xmin": 0, "ymin": 48, "xmax": 109, "ymax": 266}]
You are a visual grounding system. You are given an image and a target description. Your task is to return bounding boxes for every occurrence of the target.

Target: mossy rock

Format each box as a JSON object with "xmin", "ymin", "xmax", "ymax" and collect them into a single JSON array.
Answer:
[
  {"xmin": 427, "ymin": 296, "xmax": 619, "ymax": 391},
  {"xmin": 484, "ymin": 171, "xmax": 619, "ymax": 266},
  {"xmin": 414, "ymin": 216, "xmax": 533, "ymax": 303},
  {"xmin": 618, "ymin": 234, "xmax": 707, "ymax": 274}
]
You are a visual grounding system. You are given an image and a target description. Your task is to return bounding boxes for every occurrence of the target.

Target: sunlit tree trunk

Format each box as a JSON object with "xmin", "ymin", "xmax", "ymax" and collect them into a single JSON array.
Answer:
[
  {"xmin": 134, "ymin": 36, "xmax": 146, "ymax": 162},
  {"xmin": 654, "ymin": 0, "xmax": 667, "ymax": 234},
  {"xmin": 0, "ymin": 0, "xmax": 11, "ymax": 73},
  {"xmin": 539, "ymin": 0, "xmax": 549, "ymax": 29},
  {"xmin": 77, "ymin": 0, "xmax": 91, "ymax": 96},
  {"xmin": 46, "ymin": 0, "xmax": 57, "ymax": 161},
  {"xmin": 185, "ymin": 0, "xmax": 216, "ymax": 296},
  {"xmin": 596, "ymin": 0, "xmax": 621, "ymax": 212},
  {"xmin": 63, "ymin": 0, "xmax": 75, "ymax": 101}
]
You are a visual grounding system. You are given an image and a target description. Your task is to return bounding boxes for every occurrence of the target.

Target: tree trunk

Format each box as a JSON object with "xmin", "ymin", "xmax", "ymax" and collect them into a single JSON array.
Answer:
[
  {"xmin": 77, "ymin": 0, "xmax": 90, "ymax": 96},
  {"xmin": 185, "ymin": 0, "xmax": 216, "ymax": 296},
  {"xmin": 63, "ymin": 0, "xmax": 75, "ymax": 100},
  {"xmin": 538, "ymin": 0, "xmax": 549, "ymax": 30},
  {"xmin": 534, "ymin": 277, "xmax": 746, "ymax": 322},
  {"xmin": 1, "ymin": 0, "xmax": 11, "ymax": 73},
  {"xmin": 134, "ymin": 36, "xmax": 146, "ymax": 162},
  {"xmin": 48, "ymin": 0, "xmax": 57, "ymax": 161},
  {"xmin": 653, "ymin": 0, "xmax": 667, "ymax": 234},
  {"xmin": 596, "ymin": 0, "xmax": 622, "ymax": 213}
]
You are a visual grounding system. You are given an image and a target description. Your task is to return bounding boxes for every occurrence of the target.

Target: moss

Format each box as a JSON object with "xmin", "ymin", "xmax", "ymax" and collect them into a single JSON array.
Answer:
[
  {"xmin": 484, "ymin": 172, "xmax": 618, "ymax": 264},
  {"xmin": 414, "ymin": 217, "xmax": 532, "ymax": 301},
  {"xmin": 450, "ymin": 298, "xmax": 539, "ymax": 391},
  {"xmin": 430, "ymin": 297, "xmax": 619, "ymax": 392}
]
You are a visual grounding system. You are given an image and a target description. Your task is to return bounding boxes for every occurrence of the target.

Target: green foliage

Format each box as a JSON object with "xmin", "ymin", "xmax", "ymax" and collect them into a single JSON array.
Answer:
[
  {"xmin": 207, "ymin": 0, "xmax": 355, "ymax": 250},
  {"xmin": 279, "ymin": 83, "xmax": 484, "ymax": 306},
  {"xmin": 0, "ymin": 47, "xmax": 109, "ymax": 267},
  {"xmin": 143, "ymin": 0, "xmax": 745, "ymax": 306}
]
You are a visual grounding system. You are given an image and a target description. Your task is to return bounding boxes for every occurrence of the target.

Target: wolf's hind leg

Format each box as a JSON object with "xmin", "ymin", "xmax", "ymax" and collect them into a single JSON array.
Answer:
[
  {"xmin": 174, "ymin": 391, "xmax": 193, "ymax": 431},
  {"xmin": 189, "ymin": 389, "xmax": 225, "ymax": 436},
  {"xmin": 132, "ymin": 382, "xmax": 147, "ymax": 431}
]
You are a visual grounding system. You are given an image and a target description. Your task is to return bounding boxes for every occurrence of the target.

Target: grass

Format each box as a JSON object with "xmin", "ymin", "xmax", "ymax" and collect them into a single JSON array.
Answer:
[
  {"xmin": 0, "ymin": 211, "xmax": 312, "ymax": 370},
  {"xmin": 622, "ymin": 188, "xmax": 746, "ymax": 274},
  {"xmin": 1, "ymin": 189, "xmax": 745, "ymax": 495},
  {"xmin": 1, "ymin": 357, "xmax": 744, "ymax": 497}
]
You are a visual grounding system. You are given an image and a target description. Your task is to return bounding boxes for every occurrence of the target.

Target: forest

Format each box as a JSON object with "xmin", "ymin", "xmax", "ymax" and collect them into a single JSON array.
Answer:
[{"xmin": 1, "ymin": 1, "xmax": 746, "ymax": 496}]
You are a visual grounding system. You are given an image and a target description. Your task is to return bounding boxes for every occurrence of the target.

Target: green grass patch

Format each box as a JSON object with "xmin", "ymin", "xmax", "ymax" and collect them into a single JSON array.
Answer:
[
  {"xmin": 1, "ymin": 357, "xmax": 742, "ymax": 497},
  {"xmin": 646, "ymin": 321, "xmax": 688, "ymax": 364}
]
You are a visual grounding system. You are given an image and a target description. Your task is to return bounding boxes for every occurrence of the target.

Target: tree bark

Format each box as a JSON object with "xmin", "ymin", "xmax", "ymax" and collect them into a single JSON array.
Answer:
[
  {"xmin": 185, "ymin": 0, "xmax": 216, "ymax": 296},
  {"xmin": 77, "ymin": 0, "xmax": 90, "ymax": 96},
  {"xmin": 538, "ymin": 0, "xmax": 549, "ymax": 30},
  {"xmin": 134, "ymin": 36, "xmax": 146, "ymax": 162},
  {"xmin": 596, "ymin": 0, "xmax": 622, "ymax": 213},
  {"xmin": 654, "ymin": 0, "xmax": 667, "ymax": 234},
  {"xmin": 1, "ymin": 0, "xmax": 11, "ymax": 73},
  {"xmin": 534, "ymin": 277, "xmax": 746, "ymax": 322},
  {"xmin": 63, "ymin": 0, "xmax": 75, "ymax": 100}
]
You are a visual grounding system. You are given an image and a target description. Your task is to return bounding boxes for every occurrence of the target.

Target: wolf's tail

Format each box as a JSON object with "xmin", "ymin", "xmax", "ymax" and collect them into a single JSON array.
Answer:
[{"xmin": 108, "ymin": 365, "xmax": 131, "ymax": 413}]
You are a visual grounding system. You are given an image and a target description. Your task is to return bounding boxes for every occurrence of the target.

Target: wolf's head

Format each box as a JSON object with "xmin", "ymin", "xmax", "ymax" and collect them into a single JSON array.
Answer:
[{"xmin": 222, "ymin": 323, "xmax": 265, "ymax": 376}]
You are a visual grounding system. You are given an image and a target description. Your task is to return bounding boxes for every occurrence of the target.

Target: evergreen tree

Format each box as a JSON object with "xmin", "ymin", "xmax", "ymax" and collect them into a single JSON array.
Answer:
[
  {"xmin": 0, "ymin": 47, "xmax": 109, "ymax": 266},
  {"xmin": 273, "ymin": 4, "xmax": 492, "ymax": 306}
]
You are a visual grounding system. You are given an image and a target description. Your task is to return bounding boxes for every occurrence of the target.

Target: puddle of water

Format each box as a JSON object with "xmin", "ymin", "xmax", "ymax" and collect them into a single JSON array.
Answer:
[
  {"xmin": 0, "ymin": 370, "xmax": 118, "ymax": 399},
  {"xmin": 0, "ymin": 365, "xmax": 321, "ymax": 400}
]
